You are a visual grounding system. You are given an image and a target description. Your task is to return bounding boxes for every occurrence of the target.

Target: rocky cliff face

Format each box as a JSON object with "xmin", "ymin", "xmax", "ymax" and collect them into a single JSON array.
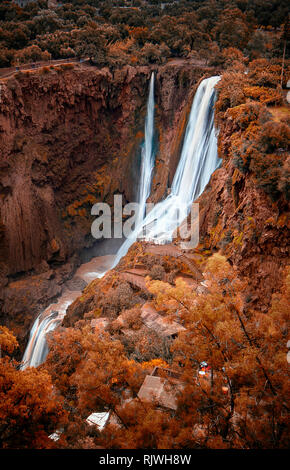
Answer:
[
  {"xmin": 0, "ymin": 65, "xmax": 148, "ymax": 277},
  {"xmin": 0, "ymin": 61, "xmax": 215, "ymax": 344},
  {"xmin": 197, "ymin": 113, "xmax": 289, "ymax": 310}
]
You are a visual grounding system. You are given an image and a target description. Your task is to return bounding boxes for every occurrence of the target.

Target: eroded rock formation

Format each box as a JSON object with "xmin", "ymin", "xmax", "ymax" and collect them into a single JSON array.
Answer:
[
  {"xmin": 197, "ymin": 111, "xmax": 289, "ymax": 309},
  {"xmin": 0, "ymin": 61, "xmax": 215, "ymax": 345}
]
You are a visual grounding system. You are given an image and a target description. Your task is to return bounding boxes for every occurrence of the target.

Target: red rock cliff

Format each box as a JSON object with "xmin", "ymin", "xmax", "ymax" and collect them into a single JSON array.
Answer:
[{"xmin": 0, "ymin": 61, "xmax": 215, "ymax": 342}]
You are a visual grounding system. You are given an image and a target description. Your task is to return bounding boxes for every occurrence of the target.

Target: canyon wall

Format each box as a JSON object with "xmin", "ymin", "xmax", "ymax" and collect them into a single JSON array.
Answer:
[
  {"xmin": 0, "ymin": 61, "xmax": 215, "ymax": 343},
  {"xmin": 197, "ymin": 110, "xmax": 289, "ymax": 309}
]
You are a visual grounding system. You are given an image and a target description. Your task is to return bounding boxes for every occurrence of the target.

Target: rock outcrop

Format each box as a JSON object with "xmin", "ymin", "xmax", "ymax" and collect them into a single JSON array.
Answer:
[
  {"xmin": 0, "ymin": 61, "xmax": 216, "ymax": 344},
  {"xmin": 197, "ymin": 112, "xmax": 289, "ymax": 309}
]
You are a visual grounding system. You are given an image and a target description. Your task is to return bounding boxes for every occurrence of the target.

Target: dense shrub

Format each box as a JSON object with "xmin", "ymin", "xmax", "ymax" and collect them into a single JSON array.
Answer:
[
  {"xmin": 0, "ymin": 1, "xmax": 288, "ymax": 68},
  {"xmin": 149, "ymin": 264, "xmax": 166, "ymax": 281},
  {"xmin": 13, "ymin": 44, "xmax": 50, "ymax": 64},
  {"xmin": 215, "ymin": 71, "xmax": 248, "ymax": 115},
  {"xmin": 248, "ymin": 59, "xmax": 283, "ymax": 87},
  {"xmin": 226, "ymin": 102, "xmax": 262, "ymax": 130},
  {"xmin": 259, "ymin": 121, "xmax": 290, "ymax": 153},
  {"xmin": 216, "ymin": 58, "xmax": 290, "ymax": 202},
  {"xmin": 106, "ymin": 282, "xmax": 135, "ymax": 315},
  {"xmin": 243, "ymin": 86, "xmax": 283, "ymax": 105}
]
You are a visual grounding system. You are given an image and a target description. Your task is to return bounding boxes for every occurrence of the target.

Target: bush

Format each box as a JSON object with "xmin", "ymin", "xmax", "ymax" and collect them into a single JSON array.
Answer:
[
  {"xmin": 243, "ymin": 86, "xmax": 283, "ymax": 105},
  {"xmin": 139, "ymin": 42, "xmax": 169, "ymax": 64},
  {"xmin": 222, "ymin": 47, "xmax": 247, "ymax": 67},
  {"xmin": 247, "ymin": 58, "xmax": 282, "ymax": 88},
  {"xmin": 0, "ymin": 47, "xmax": 14, "ymax": 67},
  {"xmin": 249, "ymin": 151, "xmax": 283, "ymax": 201},
  {"xmin": 215, "ymin": 71, "xmax": 247, "ymax": 115},
  {"xmin": 259, "ymin": 121, "xmax": 290, "ymax": 153},
  {"xmin": 13, "ymin": 45, "xmax": 50, "ymax": 65},
  {"xmin": 120, "ymin": 326, "xmax": 172, "ymax": 362},
  {"xmin": 39, "ymin": 66, "xmax": 50, "ymax": 74},
  {"xmin": 120, "ymin": 307, "xmax": 143, "ymax": 330},
  {"xmin": 226, "ymin": 102, "xmax": 262, "ymax": 130},
  {"xmin": 60, "ymin": 63, "xmax": 75, "ymax": 70},
  {"xmin": 150, "ymin": 264, "xmax": 166, "ymax": 281},
  {"xmin": 107, "ymin": 282, "xmax": 135, "ymax": 315}
]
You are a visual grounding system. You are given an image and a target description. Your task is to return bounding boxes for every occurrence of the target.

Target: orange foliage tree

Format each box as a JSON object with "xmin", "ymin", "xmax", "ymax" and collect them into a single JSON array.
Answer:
[
  {"xmin": 143, "ymin": 254, "xmax": 290, "ymax": 448},
  {"xmin": 45, "ymin": 326, "xmax": 149, "ymax": 438},
  {"xmin": 0, "ymin": 327, "xmax": 67, "ymax": 448},
  {"xmin": 215, "ymin": 59, "xmax": 290, "ymax": 201},
  {"xmin": 44, "ymin": 255, "xmax": 289, "ymax": 449}
]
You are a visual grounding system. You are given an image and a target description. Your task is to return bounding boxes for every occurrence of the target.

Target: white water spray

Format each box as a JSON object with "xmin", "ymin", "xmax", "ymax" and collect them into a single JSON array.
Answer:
[
  {"xmin": 139, "ymin": 75, "xmax": 221, "ymax": 243},
  {"xmin": 110, "ymin": 76, "xmax": 221, "ymax": 253},
  {"xmin": 20, "ymin": 73, "xmax": 156, "ymax": 369},
  {"xmin": 137, "ymin": 72, "xmax": 155, "ymax": 224},
  {"xmin": 21, "ymin": 74, "xmax": 221, "ymax": 370}
]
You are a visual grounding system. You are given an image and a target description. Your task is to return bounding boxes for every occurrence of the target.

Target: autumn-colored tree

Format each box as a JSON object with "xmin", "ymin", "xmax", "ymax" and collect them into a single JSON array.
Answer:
[
  {"xmin": 43, "ymin": 317, "xmax": 177, "ymax": 448},
  {"xmin": 222, "ymin": 47, "xmax": 247, "ymax": 68},
  {"xmin": 245, "ymin": 30, "xmax": 274, "ymax": 60},
  {"xmin": 65, "ymin": 254, "xmax": 288, "ymax": 449},
  {"xmin": 0, "ymin": 326, "xmax": 18, "ymax": 356},
  {"xmin": 214, "ymin": 8, "xmax": 250, "ymax": 50},
  {"xmin": 12, "ymin": 44, "xmax": 51, "ymax": 65},
  {"xmin": 45, "ymin": 255, "xmax": 289, "ymax": 449},
  {"xmin": 128, "ymin": 26, "xmax": 149, "ymax": 47},
  {"xmin": 75, "ymin": 23, "xmax": 108, "ymax": 65},
  {"xmin": 45, "ymin": 324, "xmax": 149, "ymax": 442},
  {"xmin": 0, "ymin": 326, "xmax": 67, "ymax": 448},
  {"xmin": 0, "ymin": 0, "xmax": 288, "ymax": 67},
  {"xmin": 143, "ymin": 254, "xmax": 290, "ymax": 448},
  {"xmin": 139, "ymin": 42, "xmax": 170, "ymax": 64},
  {"xmin": 215, "ymin": 60, "xmax": 289, "ymax": 201}
]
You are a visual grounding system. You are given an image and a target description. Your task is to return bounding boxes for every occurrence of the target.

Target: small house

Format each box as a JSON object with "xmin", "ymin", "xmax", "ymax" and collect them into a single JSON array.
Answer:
[
  {"xmin": 137, "ymin": 366, "xmax": 183, "ymax": 411},
  {"xmin": 141, "ymin": 303, "xmax": 186, "ymax": 339}
]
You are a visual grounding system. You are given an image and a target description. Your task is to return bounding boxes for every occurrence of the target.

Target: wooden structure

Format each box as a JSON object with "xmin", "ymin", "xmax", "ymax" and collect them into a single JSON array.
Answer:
[
  {"xmin": 137, "ymin": 367, "xmax": 183, "ymax": 411},
  {"xmin": 143, "ymin": 243, "xmax": 204, "ymax": 281},
  {"xmin": 141, "ymin": 302, "xmax": 186, "ymax": 338}
]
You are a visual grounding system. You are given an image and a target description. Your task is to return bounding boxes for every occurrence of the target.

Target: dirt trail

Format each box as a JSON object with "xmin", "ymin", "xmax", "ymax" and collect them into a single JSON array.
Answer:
[{"xmin": 143, "ymin": 243, "xmax": 204, "ymax": 281}]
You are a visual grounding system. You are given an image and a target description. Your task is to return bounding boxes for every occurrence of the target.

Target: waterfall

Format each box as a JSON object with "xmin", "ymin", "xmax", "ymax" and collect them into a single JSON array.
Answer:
[
  {"xmin": 21, "ymin": 74, "xmax": 220, "ymax": 370},
  {"xmin": 20, "ymin": 73, "xmax": 156, "ymax": 369},
  {"xmin": 21, "ymin": 312, "xmax": 61, "ymax": 370},
  {"xmin": 90, "ymin": 76, "xmax": 220, "ymax": 269},
  {"xmin": 137, "ymin": 72, "xmax": 155, "ymax": 223},
  {"xmin": 110, "ymin": 72, "xmax": 155, "ymax": 266},
  {"xmin": 20, "ymin": 291, "xmax": 80, "ymax": 370},
  {"xmin": 137, "ymin": 75, "xmax": 221, "ymax": 243}
]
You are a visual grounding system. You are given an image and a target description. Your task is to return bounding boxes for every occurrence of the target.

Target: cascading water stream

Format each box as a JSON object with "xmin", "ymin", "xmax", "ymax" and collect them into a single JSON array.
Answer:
[
  {"xmin": 21, "ymin": 74, "xmax": 220, "ymax": 370},
  {"xmin": 137, "ymin": 75, "xmax": 221, "ymax": 243},
  {"xmin": 20, "ymin": 73, "xmax": 156, "ymax": 369},
  {"xmin": 137, "ymin": 72, "xmax": 155, "ymax": 224},
  {"xmin": 109, "ymin": 76, "xmax": 221, "ymax": 254},
  {"xmin": 20, "ymin": 290, "xmax": 82, "ymax": 369},
  {"xmin": 108, "ymin": 72, "xmax": 156, "ymax": 268}
]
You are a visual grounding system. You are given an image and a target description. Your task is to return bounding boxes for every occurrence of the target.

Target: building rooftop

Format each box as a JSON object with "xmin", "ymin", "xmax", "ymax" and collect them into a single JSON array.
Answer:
[
  {"xmin": 86, "ymin": 412, "xmax": 110, "ymax": 430},
  {"xmin": 141, "ymin": 303, "xmax": 186, "ymax": 338},
  {"xmin": 137, "ymin": 367, "xmax": 183, "ymax": 411}
]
